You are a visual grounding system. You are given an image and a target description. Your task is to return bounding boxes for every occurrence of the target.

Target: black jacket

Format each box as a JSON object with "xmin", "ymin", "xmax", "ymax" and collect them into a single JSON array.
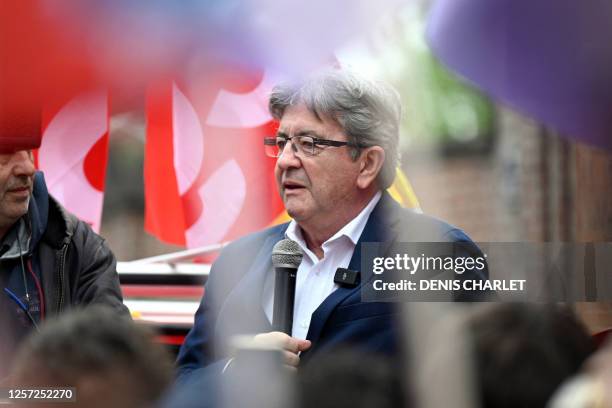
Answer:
[
  {"xmin": 36, "ymin": 182, "xmax": 128, "ymax": 316},
  {"xmin": 0, "ymin": 172, "xmax": 128, "ymax": 378}
]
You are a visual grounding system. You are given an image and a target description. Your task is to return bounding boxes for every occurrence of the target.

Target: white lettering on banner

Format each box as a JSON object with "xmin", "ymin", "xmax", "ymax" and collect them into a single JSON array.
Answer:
[{"xmin": 39, "ymin": 90, "xmax": 108, "ymax": 232}]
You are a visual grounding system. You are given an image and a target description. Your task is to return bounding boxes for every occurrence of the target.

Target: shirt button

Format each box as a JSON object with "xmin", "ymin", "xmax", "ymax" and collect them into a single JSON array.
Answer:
[{"xmin": 301, "ymin": 321, "xmax": 308, "ymax": 328}]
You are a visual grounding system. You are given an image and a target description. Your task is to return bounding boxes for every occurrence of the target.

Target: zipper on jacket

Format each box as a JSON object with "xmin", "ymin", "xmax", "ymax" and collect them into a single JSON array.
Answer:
[{"xmin": 56, "ymin": 243, "xmax": 69, "ymax": 312}]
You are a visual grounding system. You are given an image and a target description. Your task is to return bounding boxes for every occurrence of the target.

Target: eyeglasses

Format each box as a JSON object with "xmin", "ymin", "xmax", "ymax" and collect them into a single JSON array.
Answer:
[{"xmin": 264, "ymin": 135, "xmax": 363, "ymax": 158}]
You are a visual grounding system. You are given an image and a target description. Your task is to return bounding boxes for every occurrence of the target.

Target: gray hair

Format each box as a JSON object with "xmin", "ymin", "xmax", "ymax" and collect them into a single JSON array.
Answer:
[{"xmin": 269, "ymin": 69, "xmax": 402, "ymax": 189}]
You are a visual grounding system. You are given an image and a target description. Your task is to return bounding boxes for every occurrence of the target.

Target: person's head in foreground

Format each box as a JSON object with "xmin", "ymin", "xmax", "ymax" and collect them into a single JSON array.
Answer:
[
  {"xmin": 296, "ymin": 348, "xmax": 406, "ymax": 408},
  {"xmin": 469, "ymin": 303, "xmax": 595, "ymax": 408},
  {"xmin": 10, "ymin": 306, "xmax": 173, "ymax": 408},
  {"xmin": 548, "ymin": 332, "xmax": 612, "ymax": 408},
  {"xmin": 267, "ymin": 69, "xmax": 401, "ymax": 252}
]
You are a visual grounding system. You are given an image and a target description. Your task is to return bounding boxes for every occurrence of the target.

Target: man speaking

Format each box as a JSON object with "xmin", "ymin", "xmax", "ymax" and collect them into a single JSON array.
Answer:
[{"xmin": 176, "ymin": 69, "xmax": 487, "ymax": 382}]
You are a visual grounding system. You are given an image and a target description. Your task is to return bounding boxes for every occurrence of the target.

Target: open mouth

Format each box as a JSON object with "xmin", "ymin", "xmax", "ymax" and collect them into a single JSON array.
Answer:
[{"xmin": 283, "ymin": 182, "xmax": 305, "ymax": 192}]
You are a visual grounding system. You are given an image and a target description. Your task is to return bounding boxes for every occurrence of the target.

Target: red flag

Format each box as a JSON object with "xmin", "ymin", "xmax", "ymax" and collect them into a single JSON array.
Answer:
[
  {"xmin": 144, "ymin": 69, "xmax": 283, "ymax": 248},
  {"xmin": 0, "ymin": 0, "xmax": 100, "ymax": 149}
]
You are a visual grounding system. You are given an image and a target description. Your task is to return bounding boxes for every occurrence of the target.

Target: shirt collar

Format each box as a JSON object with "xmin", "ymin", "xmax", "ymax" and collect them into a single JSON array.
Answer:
[{"xmin": 285, "ymin": 191, "xmax": 382, "ymax": 255}]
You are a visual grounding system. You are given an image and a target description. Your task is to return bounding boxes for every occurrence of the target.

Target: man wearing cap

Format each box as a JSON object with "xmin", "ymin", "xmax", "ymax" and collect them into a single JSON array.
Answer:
[
  {"xmin": 176, "ymin": 69, "xmax": 488, "ymax": 384},
  {"xmin": 0, "ymin": 148, "xmax": 128, "ymax": 379}
]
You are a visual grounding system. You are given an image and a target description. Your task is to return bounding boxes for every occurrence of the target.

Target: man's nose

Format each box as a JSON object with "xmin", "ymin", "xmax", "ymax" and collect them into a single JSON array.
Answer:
[
  {"xmin": 12, "ymin": 150, "xmax": 36, "ymax": 177},
  {"xmin": 276, "ymin": 140, "xmax": 301, "ymax": 170}
]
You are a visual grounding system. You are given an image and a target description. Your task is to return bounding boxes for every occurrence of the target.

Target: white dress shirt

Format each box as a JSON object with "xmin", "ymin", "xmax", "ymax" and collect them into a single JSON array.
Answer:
[{"xmin": 262, "ymin": 191, "xmax": 382, "ymax": 340}]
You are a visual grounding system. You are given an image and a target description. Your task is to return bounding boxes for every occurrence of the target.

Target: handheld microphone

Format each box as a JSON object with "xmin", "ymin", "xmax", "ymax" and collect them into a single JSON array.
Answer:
[{"xmin": 271, "ymin": 239, "xmax": 303, "ymax": 335}]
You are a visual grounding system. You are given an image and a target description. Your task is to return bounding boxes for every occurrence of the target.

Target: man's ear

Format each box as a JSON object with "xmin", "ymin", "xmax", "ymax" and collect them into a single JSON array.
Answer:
[{"xmin": 356, "ymin": 146, "xmax": 385, "ymax": 190}]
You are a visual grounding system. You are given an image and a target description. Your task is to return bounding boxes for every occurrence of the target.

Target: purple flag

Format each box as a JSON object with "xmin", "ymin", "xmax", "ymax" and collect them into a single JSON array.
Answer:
[{"xmin": 427, "ymin": 0, "xmax": 612, "ymax": 149}]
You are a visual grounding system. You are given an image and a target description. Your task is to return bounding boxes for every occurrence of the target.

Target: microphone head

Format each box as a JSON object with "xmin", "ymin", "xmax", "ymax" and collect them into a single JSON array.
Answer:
[{"xmin": 271, "ymin": 239, "xmax": 303, "ymax": 268}]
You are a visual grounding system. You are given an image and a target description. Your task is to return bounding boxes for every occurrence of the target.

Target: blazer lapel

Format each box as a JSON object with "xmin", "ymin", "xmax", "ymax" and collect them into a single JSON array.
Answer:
[
  {"xmin": 221, "ymin": 227, "xmax": 288, "ymax": 334},
  {"xmin": 305, "ymin": 193, "xmax": 402, "ymax": 345}
]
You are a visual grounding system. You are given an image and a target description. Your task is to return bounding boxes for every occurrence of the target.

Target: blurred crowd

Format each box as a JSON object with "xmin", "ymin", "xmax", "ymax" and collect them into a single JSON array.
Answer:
[{"xmin": 4, "ymin": 302, "xmax": 612, "ymax": 408}]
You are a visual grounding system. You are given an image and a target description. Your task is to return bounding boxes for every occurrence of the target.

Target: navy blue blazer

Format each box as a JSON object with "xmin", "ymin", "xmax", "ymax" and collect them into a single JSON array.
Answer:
[{"xmin": 176, "ymin": 192, "xmax": 487, "ymax": 382}]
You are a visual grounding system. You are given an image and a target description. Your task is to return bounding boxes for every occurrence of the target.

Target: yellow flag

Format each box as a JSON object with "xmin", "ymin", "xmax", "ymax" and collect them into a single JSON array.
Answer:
[{"xmin": 387, "ymin": 168, "xmax": 420, "ymax": 209}]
